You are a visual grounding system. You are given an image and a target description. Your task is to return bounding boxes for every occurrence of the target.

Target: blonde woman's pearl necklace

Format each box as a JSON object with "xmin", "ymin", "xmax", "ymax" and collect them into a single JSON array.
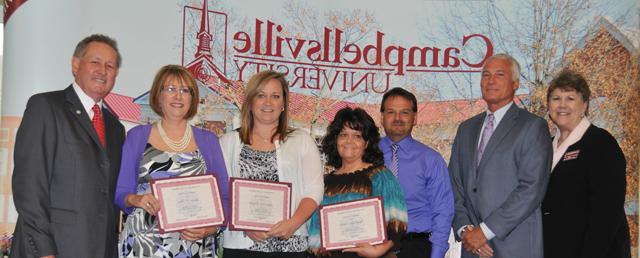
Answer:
[{"xmin": 157, "ymin": 122, "xmax": 191, "ymax": 152}]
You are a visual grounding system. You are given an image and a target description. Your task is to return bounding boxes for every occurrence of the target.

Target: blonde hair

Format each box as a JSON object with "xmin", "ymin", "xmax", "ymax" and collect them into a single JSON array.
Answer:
[{"xmin": 239, "ymin": 70, "xmax": 293, "ymax": 144}]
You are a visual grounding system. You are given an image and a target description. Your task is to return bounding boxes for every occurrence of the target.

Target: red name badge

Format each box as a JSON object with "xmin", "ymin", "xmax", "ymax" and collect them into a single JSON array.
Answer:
[{"xmin": 563, "ymin": 150, "xmax": 580, "ymax": 161}]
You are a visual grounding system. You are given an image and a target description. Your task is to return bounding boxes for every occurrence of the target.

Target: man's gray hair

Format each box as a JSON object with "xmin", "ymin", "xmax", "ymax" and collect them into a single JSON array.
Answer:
[
  {"xmin": 73, "ymin": 34, "xmax": 122, "ymax": 68},
  {"xmin": 484, "ymin": 53, "xmax": 520, "ymax": 83}
]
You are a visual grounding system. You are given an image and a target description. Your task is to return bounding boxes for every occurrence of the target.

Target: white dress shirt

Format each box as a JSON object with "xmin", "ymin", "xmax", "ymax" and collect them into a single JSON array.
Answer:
[{"xmin": 72, "ymin": 82, "xmax": 103, "ymax": 121}]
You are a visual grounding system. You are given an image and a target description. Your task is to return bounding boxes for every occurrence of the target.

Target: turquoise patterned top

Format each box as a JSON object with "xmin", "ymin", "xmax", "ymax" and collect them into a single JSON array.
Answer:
[{"xmin": 308, "ymin": 163, "xmax": 408, "ymax": 252}]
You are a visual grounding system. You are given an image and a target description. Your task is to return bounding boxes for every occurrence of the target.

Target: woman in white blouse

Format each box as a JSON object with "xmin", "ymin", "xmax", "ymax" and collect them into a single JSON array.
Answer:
[{"xmin": 220, "ymin": 70, "xmax": 324, "ymax": 258}]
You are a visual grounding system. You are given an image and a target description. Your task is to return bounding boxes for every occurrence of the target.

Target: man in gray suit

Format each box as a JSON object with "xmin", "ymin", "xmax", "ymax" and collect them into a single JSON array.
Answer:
[
  {"xmin": 449, "ymin": 53, "xmax": 552, "ymax": 258},
  {"xmin": 11, "ymin": 34, "xmax": 125, "ymax": 258}
]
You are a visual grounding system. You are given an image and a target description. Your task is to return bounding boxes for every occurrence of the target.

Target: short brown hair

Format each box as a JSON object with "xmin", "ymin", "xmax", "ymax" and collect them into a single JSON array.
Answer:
[
  {"xmin": 239, "ymin": 71, "xmax": 293, "ymax": 144},
  {"xmin": 149, "ymin": 65, "xmax": 200, "ymax": 120},
  {"xmin": 547, "ymin": 69, "xmax": 591, "ymax": 114},
  {"xmin": 73, "ymin": 34, "xmax": 122, "ymax": 68},
  {"xmin": 380, "ymin": 87, "xmax": 418, "ymax": 112}
]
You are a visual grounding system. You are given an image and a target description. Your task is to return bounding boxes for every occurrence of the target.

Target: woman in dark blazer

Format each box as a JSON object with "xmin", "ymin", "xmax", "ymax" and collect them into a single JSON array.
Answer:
[{"xmin": 541, "ymin": 70, "xmax": 630, "ymax": 258}]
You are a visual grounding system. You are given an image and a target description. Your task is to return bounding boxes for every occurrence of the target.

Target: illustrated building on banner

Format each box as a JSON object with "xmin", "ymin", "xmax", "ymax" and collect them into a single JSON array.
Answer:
[
  {"xmin": 564, "ymin": 17, "xmax": 640, "ymax": 245},
  {"xmin": 172, "ymin": 0, "xmax": 492, "ymax": 140},
  {"xmin": 126, "ymin": 0, "xmax": 240, "ymax": 135},
  {"xmin": 184, "ymin": 0, "xmax": 229, "ymax": 85},
  {"xmin": 101, "ymin": 0, "xmax": 523, "ymax": 141}
]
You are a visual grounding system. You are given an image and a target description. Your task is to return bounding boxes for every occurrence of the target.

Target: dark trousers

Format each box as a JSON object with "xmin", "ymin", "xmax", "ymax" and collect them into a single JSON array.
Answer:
[
  {"xmin": 396, "ymin": 232, "xmax": 432, "ymax": 258},
  {"xmin": 223, "ymin": 248, "xmax": 309, "ymax": 258},
  {"xmin": 322, "ymin": 252, "xmax": 361, "ymax": 258}
]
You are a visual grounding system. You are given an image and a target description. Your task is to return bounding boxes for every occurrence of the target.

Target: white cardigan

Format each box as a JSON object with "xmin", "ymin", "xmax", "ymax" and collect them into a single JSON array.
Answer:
[{"xmin": 220, "ymin": 129, "xmax": 324, "ymax": 249}]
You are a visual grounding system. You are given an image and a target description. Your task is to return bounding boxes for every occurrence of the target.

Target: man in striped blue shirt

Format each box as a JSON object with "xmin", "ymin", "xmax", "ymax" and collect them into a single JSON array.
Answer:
[{"xmin": 379, "ymin": 87, "xmax": 454, "ymax": 258}]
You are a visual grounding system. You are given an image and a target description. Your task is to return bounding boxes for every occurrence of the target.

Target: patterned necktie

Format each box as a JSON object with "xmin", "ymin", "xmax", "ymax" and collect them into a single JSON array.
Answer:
[
  {"xmin": 390, "ymin": 143, "xmax": 399, "ymax": 177},
  {"xmin": 476, "ymin": 113, "xmax": 494, "ymax": 166},
  {"xmin": 92, "ymin": 104, "xmax": 105, "ymax": 147}
]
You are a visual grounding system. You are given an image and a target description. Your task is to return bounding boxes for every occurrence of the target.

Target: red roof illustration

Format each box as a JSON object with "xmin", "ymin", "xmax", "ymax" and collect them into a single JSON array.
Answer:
[
  {"xmin": 203, "ymin": 75, "xmax": 516, "ymax": 126},
  {"xmin": 104, "ymin": 93, "xmax": 140, "ymax": 123}
]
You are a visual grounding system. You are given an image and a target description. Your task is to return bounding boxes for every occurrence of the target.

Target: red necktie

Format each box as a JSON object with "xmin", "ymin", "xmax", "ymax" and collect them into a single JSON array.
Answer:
[{"xmin": 92, "ymin": 104, "xmax": 105, "ymax": 147}]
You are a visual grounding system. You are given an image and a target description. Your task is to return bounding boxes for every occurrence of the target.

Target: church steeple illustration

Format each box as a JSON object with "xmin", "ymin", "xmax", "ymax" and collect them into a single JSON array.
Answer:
[
  {"xmin": 185, "ymin": 0, "xmax": 229, "ymax": 84},
  {"xmin": 196, "ymin": 0, "xmax": 212, "ymax": 58}
]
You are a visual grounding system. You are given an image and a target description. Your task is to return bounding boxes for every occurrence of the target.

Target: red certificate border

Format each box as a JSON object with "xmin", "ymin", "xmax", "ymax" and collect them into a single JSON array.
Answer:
[
  {"xmin": 318, "ymin": 196, "xmax": 387, "ymax": 251},
  {"xmin": 150, "ymin": 174, "xmax": 225, "ymax": 233},
  {"xmin": 228, "ymin": 177, "xmax": 292, "ymax": 231}
]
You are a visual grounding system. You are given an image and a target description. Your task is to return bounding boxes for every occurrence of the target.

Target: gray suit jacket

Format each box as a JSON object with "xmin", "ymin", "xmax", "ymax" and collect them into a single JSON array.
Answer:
[
  {"xmin": 11, "ymin": 86, "xmax": 125, "ymax": 258},
  {"xmin": 449, "ymin": 104, "xmax": 552, "ymax": 258}
]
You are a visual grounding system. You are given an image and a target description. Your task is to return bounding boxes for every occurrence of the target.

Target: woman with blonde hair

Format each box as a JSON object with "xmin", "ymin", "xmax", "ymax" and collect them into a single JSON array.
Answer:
[{"xmin": 220, "ymin": 70, "xmax": 324, "ymax": 258}]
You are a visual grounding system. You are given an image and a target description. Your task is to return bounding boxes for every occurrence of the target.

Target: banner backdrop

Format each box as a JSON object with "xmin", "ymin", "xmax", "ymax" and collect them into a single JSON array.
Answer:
[{"xmin": 2, "ymin": 0, "xmax": 639, "ymax": 256}]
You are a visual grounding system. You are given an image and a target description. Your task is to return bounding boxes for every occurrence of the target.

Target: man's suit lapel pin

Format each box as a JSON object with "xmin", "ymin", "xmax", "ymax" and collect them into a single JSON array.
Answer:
[{"xmin": 76, "ymin": 110, "xmax": 82, "ymax": 115}]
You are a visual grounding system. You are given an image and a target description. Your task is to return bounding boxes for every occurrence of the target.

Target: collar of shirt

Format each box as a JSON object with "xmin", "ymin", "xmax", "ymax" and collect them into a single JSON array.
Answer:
[
  {"xmin": 485, "ymin": 101, "xmax": 513, "ymax": 127},
  {"xmin": 477, "ymin": 101, "xmax": 513, "ymax": 147},
  {"xmin": 72, "ymin": 82, "xmax": 103, "ymax": 120},
  {"xmin": 551, "ymin": 117, "xmax": 590, "ymax": 170},
  {"xmin": 381, "ymin": 135, "xmax": 415, "ymax": 153}
]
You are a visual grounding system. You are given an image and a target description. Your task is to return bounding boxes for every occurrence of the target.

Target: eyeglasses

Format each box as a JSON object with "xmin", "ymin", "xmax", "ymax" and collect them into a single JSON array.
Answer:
[{"xmin": 162, "ymin": 85, "xmax": 192, "ymax": 95}]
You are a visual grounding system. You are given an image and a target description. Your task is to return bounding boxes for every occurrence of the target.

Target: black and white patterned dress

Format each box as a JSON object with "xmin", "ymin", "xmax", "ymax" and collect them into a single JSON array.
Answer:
[
  {"xmin": 118, "ymin": 144, "xmax": 214, "ymax": 257},
  {"xmin": 238, "ymin": 145, "xmax": 308, "ymax": 252}
]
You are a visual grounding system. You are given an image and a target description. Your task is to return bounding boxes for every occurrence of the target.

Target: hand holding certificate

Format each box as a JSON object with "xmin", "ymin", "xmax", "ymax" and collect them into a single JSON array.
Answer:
[
  {"xmin": 319, "ymin": 197, "xmax": 387, "ymax": 251},
  {"xmin": 229, "ymin": 177, "xmax": 292, "ymax": 231},
  {"xmin": 150, "ymin": 174, "xmax": 225, "ymax": 233}
]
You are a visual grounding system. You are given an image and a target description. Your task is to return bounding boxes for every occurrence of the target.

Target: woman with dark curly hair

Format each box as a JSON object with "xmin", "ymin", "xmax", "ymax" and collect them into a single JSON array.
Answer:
[{"xmin": 308, "ymin": 107, "xmax": 408, "ymax": 258}]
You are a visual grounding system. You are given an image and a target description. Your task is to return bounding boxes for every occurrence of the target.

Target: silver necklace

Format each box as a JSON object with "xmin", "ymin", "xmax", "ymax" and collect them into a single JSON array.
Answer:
[
  {"xmin": 157, "ymin": 121, "xmax": 191, "ymax": 151},
  {"xmin": 252, "ymin": 133, "xmax": 272, "ymax": 143}
]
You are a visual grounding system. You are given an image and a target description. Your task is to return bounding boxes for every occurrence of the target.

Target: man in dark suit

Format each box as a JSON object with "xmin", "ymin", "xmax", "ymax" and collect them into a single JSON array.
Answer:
[
  {"xmin": 448, "ymin": 53, "xmax": 552, "ymax": 258},
  {"xmin": 11, "ymin": 34, "xmax": 126, "ymax": 258}
]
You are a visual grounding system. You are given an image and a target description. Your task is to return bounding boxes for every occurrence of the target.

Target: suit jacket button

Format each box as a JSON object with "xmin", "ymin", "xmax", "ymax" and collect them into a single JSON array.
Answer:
[{"xmin": 472, "ymin": 188, "xmax": 477, "ymax": 192}]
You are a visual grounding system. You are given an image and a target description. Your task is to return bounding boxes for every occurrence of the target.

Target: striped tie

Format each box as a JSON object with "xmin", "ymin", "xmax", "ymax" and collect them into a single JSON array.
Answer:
[
  {"xmin": 390, "ymin": 143, "xmax": 399, "ymax": 177},
  {"xmin": 476, "ymin": 113, "xmax": 494, "ymax": 167}
]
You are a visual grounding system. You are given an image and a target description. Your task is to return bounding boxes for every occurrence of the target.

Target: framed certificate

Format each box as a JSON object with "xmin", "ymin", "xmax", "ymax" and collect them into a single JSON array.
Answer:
[
  {"xmin": 319, "ymin": 197, "xmax": 387, "ymax": 251},
  {"xmin": 229, "ymin": 177, "xmax": 292, "ymax": 231},
  {"xmin": 150, "ymin": 174, "xmax": 225, "ymax": 233}
]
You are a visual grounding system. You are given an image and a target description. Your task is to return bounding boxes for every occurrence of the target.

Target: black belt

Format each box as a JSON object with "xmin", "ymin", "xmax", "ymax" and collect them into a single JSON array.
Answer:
[{"xmin": 402, "ymin": 232, "xmax": 431, "ymax": 240}]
